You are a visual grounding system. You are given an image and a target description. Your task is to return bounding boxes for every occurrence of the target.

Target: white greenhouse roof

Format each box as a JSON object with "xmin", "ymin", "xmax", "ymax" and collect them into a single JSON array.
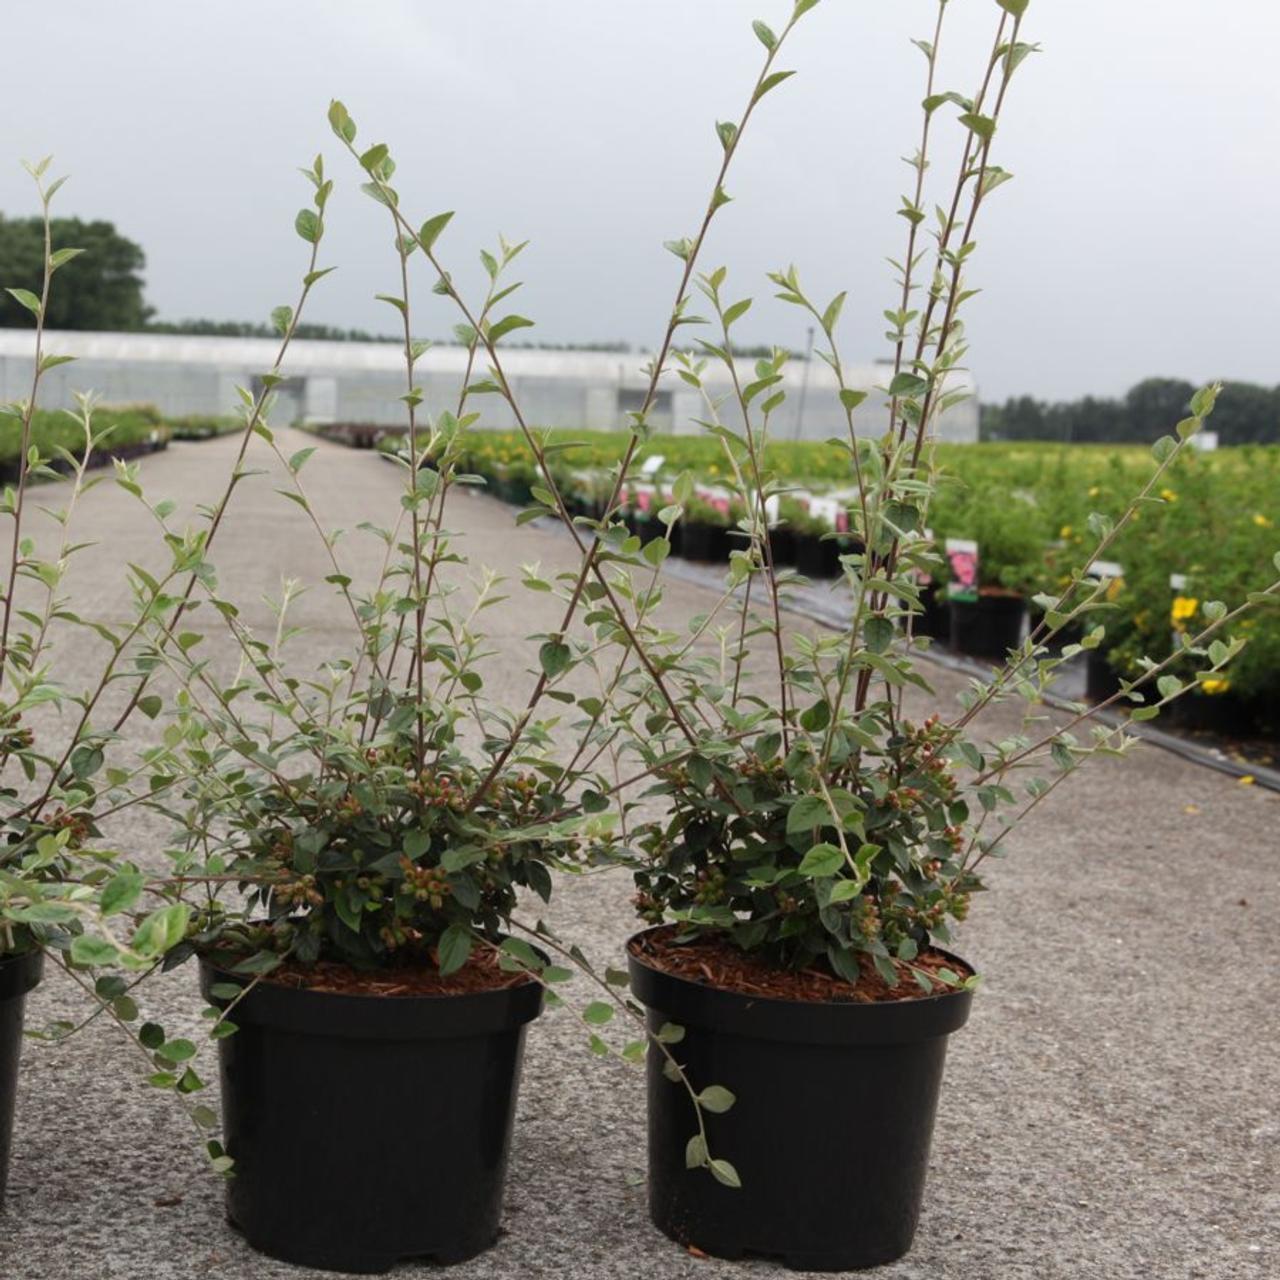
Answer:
[{"xmin": 0, "ymin": 330, "xmax": 975, "ymax": 394}]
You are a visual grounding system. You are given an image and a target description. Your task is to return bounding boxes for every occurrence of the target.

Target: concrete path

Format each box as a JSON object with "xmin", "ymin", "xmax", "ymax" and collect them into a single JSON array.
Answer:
[{"xmin": 3, "ymin": 430, "xmax": 1277, "ymax": 1279}]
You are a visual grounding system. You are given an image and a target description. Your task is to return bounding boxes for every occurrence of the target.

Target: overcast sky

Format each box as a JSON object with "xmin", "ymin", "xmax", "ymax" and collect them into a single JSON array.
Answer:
[{"xmin": 3, "ymin": 0, "xmax": 1278, "ymax": 402}]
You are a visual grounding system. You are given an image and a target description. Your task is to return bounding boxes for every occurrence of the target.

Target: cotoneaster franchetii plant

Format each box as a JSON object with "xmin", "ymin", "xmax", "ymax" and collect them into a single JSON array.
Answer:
[
  {"xmin": 104, "ymin": 2, "xmax": 843, "ymax": 1190},
  {"xmin": 593, "ymin": 0, "xmax": 1280, "ymax": 996}
]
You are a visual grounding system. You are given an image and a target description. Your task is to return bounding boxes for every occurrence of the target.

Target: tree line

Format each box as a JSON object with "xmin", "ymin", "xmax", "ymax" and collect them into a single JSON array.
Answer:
[{"xmin": 981, "ymin": 378, "xmax": 1280, "ymax": 446}]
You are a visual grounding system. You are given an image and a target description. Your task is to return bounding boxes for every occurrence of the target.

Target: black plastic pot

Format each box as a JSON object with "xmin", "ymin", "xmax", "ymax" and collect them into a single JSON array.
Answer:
[
  {"xmin": 908, "ymin": 582, "xmax": 951, "ymax": 641},
  {"xmin": 0, "ymin": 950, "xmax": 43, "ymax": 1207},
  {"xmin": 948, "ymin": 592, "xmax": 1026, "ymax": 662},
  {"xmin": 1085, "ymin": 648, "xmax": 1123, "ymax": 704},
  {"xmin": 634, "ymin": 515, "xmax": 665, "ymax": 548},
  {"xmin": 767, "ymin": 527, "xmax": 796, "ymax": 568},
  {"xmin": 794, "ymin": 532, "xmax": 838, "ymax": 578},
  {"xmin": 1170, "ymin": 692, "xmax": 1257, "ymax": 738},
  {"xmin": 200, "ymin": 958, "xmax": 544, "ymax": 1273},
  {"xmin": 681, "ymin": 522, "xmax": 730, "ymax": 563},
  {"xmin": 628, "ymin": 928, "xmax": 972, "ymax": 1271}
]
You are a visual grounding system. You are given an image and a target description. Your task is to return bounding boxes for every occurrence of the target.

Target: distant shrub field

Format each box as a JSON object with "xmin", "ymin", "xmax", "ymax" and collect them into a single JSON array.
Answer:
[{"xmin": 399, "ymin": 429, "xmax": 1280, "ymax": 731}]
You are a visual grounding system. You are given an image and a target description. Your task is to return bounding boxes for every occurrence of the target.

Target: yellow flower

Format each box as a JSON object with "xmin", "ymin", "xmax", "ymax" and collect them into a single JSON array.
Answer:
[
  {"xmin": 1252, "ymin": 513, "xmax": 1273, "ymax": 528},
  {"xmin": 1171, "ymin": 596, "xmax": 1198, "ymax": 623},
  {"xmin": 1105, "ymin": 576, "xmax": 1125, "ymax": 602},
  {"xmin": 1238, "ymin": 775, "xmax": 1255, "ymax": 786},
  {"xmin": 1200, "ymin": 678, "xmax": 1230, "ymax": 696},
  {"xmin": 1088, "ymin": 485, "xmax": 1101, "ymax": 497},
  {"xmin": 708, "ymin": 463, "xmax": 719, "ymax": 475},
  {"xmin": 1059, "ymin": 524, "xmax": 1073, "ymax": 539},
  {"xmin": 1160, "ymin": 488, "xmax": 1178, "ymax": 503}
]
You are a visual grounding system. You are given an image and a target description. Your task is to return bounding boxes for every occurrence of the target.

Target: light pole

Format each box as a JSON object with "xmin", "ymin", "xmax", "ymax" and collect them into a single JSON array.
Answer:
[{"xmin": 791, "ymin": 325, "xmax": 815, "ymax": 440}]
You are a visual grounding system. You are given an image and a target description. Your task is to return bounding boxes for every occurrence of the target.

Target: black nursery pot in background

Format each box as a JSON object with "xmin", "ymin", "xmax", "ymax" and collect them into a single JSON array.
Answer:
[
  {"xmin": 794, "ymin": 532, "xmax": 837, "ymax": 578},
  {"xmin": 680, "ymin": 522, "xmax": 729, "ymax": 563},
  {"xmin": 200, "ymin": 960, "xmax": 544, "ymax": 1274},
  {"xmin": 1169, "ymin": 691, "xmax": 1257, "ymax": 738},
  {"xmin": 948, "ymin": 591, "xmax": 1026, "ymax": 661},
  {"xmin": 911, "ymin": 582, "xmax": 951, "ymax": 640},
  {"xmin": 628, "ymin": 930, "xmax": 973, "ymax": 1271},
  {"xmin": 767, "ymin": 526, "xmax": 796, "ymax": 568},
  {"xmin": 0, "ymin": 950, "xmax": 43, "ymax": 1207},
  {"xmin": 1085, "ymin": 647, "xmax": 1123, "ymax": 704}
]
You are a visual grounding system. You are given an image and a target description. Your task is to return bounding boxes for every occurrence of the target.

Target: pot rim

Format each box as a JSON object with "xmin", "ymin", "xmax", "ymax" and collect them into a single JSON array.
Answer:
[
  {"xmin": 0, "ymin": 948, "xmax": 44, "ymax": 1002},
  {"xmin": 199, "ymin": 946, "xmax": 545, "ymax": 1042},
  {"xmin": 626, "ymin": 924, "xmax": 973, "ymax": 1047}
]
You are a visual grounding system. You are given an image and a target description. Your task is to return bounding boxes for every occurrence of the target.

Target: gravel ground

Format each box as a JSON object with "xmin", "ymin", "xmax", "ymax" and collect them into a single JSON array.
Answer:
[{"xmin": 2, "ymin": 430, "xmax": 1276, "ymax": 1279}]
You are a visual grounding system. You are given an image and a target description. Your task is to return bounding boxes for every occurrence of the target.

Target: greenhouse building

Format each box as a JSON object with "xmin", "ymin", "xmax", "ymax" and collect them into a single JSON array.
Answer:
[{"xmin": 0, "ymin": 330, "xmax": 979, "ymax": 442}]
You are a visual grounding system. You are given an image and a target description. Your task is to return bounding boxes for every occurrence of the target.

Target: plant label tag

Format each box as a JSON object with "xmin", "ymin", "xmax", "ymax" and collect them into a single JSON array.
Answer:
[
  {"xmin": 808, "ymin": 497, "xmax": 839, "ymax": 528},
  {"xmin": 946, "ymin": 538, "xmax": 979, "ymax": 603},
  {"xmin": 1089, "ymin": 560, "xmax": 1124, "ymax": 581}
]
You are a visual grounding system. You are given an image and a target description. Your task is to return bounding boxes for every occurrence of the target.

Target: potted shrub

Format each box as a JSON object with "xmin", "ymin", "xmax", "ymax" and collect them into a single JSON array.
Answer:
[
  {"xmin": 513, "ymin": 2, "xmax": 1280, "ymax": 1267},
  {"xmin": 0, "ymin": 164, "xmax": 198, "ymax": 1206},
  {"xmin": 129, "ymin": 151, "xmax": 636, "ymax": 1273}
]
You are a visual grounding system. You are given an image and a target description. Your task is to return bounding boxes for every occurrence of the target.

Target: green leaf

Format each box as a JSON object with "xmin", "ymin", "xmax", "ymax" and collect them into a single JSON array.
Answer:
[
  {"xmin": 100, "ymin": 869, "xmax": 145, "ymax": 917},
  {"xmin": 69, "ymin": 935, "xmax": 119, "ymax": 967},
  {"xmin": 294, "ymin": 208, "xmax": 321, "ymax": 243},
  {"xmin": 753, "ymin": 70, "xmax": 796, "ymax": 103},
  {"xmin": 359, "ymin": 142, "xmax": 389, "ymax": 173},
  {"xmin": 697, "ymin": 1085, "xmax": 736, "ymax": 1114},
  {"xmin": 49, "ymin": 247, "xmax": 85, "ymax": 271},
  {"xmin": 583, "ymin": 1001, "xmax": 614, "ymax": 1025},
  {"xmin": 685, "ymin": 1134, "xmax": 708, "ymax": 1168},
  {"xmin": 864, "ymin": 615, "xmax": 894, "ymax": 654},
  {"xmin": 751, "ymin": 19, "xmax": 777, "ymax": 49},
  {"xmin": 997, "ymin": 0, "xmax": 1030, "ymax": 15},
  {"xmin": 437, "ymin": 923, "xmax": 472, "ymax": 976},
  {"xmin": 821, "ymin": 291, "xmax": 846, "ymax": 334},
  {"xmin": 786, "ymin": 795, "xmax": 829, "ymax": 833},
  {"xmin": 419, "ymin": 211, "xmax": 455, "ymax": 252},
  {"xmin": 709, "ymin": 1158, "xmax": 742, "ymax": 1189},
  {"xmin": 959, "ymin": 112, "xmax": 996, "ymax": 142},
  {"xmin": 69, "ymin": 744, "xmax": 104, "ymax": 779},
  {"xmin": 488, "ymin": 314, "xmax": 535, "ymax": 343},
  {"xmin": 888, "ymin": 372, "xmax": 928, "ymax": 398},
  {"xmin": 539, "ymin": 639, "xmax": 572, "ymax": 679},
  {"xmin": 156, "ymin": 1038, "xmax": 197, "ymax": 1063},
  {"xmin": 839, "ymin": 388, "xmax": 868, "ymax": 412},
  {"xmin": 5, "ymin": 287, "xmax": 41, "ymax": 317},
  {"xmin": 798, "ymin": 842, "xmax": 844, "ymax": 878},
  {"xmin": 327, "ymin": 99, "xmax": 357, "ymax": 143}
]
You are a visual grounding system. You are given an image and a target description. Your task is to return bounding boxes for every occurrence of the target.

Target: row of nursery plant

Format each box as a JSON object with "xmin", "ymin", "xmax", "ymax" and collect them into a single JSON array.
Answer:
[
  {"xmin": 408, "ymin": 429, "xmax": 1278, "ymax": 729},
  {"xmin": 0, "ymin": 401, "xmax": 169, "ymax": 474},
  {"xmin": 3, "ymin": 2, "xmax": 1279, "ymax": 1276}
]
